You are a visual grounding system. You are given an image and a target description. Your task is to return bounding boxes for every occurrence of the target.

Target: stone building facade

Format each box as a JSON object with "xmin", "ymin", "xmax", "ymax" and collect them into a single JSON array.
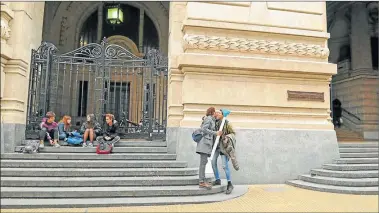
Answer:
[
  {"xmin": 327, "ymin": 2, "xmax": 378, "ymax": 140},
  {"xmin": 1, "ymin": 1, "xmax": 376, "ymax": 184}
]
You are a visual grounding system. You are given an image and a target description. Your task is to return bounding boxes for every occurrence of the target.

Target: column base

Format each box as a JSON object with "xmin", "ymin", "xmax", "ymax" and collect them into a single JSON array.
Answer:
[
  {"xmin": 1, "ymin": 123, "xmax": 25, "ymax": 153},
  {"xmin": 168, "ymin": 127, "xmax": 340, "ymax": 184},
  {"xmin": 364, "ymin": 131, "xmax": 379, "ymax": 141}
]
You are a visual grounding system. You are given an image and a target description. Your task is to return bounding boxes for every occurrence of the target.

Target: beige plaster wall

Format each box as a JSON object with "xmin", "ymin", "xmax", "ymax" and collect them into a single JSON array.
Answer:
[
  {"xmin": 168, "ymin": 2, "xmax": 336, "ymax": 130},
  {"xmin": 1, "ymin": 2, "xmax": 45, "ymax": 124}
]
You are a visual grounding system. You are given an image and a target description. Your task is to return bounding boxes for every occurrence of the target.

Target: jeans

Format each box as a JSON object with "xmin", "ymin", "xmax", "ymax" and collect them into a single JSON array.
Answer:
[
  {"xmin": 60, "ymin": 132, "xmax": 82, "ymax": 140},
  {"xmin": 212, "ymin": 148, "xmax": 231, "ymax": 182},
  {"xmin": 59, "ymin": 133, "xmax": 67, "ymax": 140},
  {"xmin": 96, "ymin": 136, "xmax": 121, "ymax": 145},
  {"xmin": 198, "ymin": 153, "xmax": 208, "ymax": 183}
]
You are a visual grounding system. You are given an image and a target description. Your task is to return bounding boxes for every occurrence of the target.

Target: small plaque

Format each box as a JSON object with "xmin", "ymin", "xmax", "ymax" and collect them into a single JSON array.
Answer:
[{"xmin": 287, "ymin": 91, "xmax": 324, "ymax": 102}]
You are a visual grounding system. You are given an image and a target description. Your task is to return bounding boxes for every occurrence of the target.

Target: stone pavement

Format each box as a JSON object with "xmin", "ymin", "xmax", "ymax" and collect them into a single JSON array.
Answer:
[{"xmin": 1, "ymin": 184, "xmax": 378, "ymax": 213}]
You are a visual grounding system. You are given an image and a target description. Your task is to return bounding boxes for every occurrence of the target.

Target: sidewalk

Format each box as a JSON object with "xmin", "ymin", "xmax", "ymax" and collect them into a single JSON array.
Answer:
[{"xmin": 2, "ymin": 184, "xmax": 378, "ymax": 213}]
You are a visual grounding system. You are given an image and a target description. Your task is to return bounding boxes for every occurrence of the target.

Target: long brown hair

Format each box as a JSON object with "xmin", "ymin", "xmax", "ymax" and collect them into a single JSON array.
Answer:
[
  {"xmin": 206, "ymin": 107, "xmax": 215, "ymax": 116},
  {"xmin": 60, "ymin": 115, "xmax": 71, "ymax": 130}
]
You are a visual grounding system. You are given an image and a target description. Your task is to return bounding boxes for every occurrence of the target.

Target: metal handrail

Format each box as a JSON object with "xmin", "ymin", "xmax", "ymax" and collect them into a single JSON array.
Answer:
[{"xmin": 341, "ymin": 107, "xmax": 361, "ymax": 121}]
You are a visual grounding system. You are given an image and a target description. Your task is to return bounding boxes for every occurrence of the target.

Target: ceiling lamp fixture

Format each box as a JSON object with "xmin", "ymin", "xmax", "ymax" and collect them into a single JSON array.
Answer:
[{"xmin": 106, "ymin": 3, "xmax": 124, "ymax": 25}]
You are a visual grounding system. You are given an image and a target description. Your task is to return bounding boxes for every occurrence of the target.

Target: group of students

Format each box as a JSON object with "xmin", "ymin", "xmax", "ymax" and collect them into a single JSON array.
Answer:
[
  {"xmin": 38, "ymin": 111, "xmax": 120, "ymax": 148},
  {"xmin": 196, "ymin": 107, "xmax": 239, "ymax": 195}
]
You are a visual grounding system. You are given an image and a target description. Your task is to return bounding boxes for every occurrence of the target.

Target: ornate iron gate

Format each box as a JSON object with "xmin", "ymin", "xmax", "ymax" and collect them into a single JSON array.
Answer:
[{"xmin": 26, "ymin": 38, "xmax": 168, "ymax": 140}]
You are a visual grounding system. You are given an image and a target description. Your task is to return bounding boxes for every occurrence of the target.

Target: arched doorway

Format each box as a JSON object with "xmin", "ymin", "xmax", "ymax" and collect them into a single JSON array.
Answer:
[{"xmin": 26, "ymin": 3, "xmax": 168, "ymax": 140}]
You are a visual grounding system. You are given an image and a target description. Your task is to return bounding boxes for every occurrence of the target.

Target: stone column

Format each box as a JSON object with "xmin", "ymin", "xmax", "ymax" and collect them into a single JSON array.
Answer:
[
  {"xmin": 168, "ymin": 2, "xmax": 339, "ymax": 184},
  {"xmin": 350, "ymin": 2, "xmax": 373, "ymax": 72},
  {"xmin": 96, "ymin": 3, "xmax": 103, "ymax": 43},
  {"xmin": 0, "ymin": 2, "xmax": 45, "ymax": 153},
  {"xmin": 138, "ymin": 9, "xmax": 144, "ymax": 53}
]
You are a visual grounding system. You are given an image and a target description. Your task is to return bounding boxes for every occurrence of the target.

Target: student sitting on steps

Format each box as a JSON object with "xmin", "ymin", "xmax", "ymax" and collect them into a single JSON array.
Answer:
[
  {"xmin": 96, "ymin": 114, "xmax": 120, "ymax": 145},
  {"xmin": 80, "ymin": 114, "xmax": 102, "ymax": 147},
  {"xmin": 39, "ymin": 111, "xmax": 60, "ymax": 148}
]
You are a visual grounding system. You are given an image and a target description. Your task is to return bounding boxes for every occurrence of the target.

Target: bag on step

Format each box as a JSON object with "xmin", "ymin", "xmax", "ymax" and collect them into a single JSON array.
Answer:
[
  {"xmin": 14, "ymin": 141, "xmax": 39, "ymax": 154},
  {"xmin": 96, "ymin": 142, "xmax": 113, "ymax": 154},
  {"xmin": 66, "ymin": 136, "xmax": 83, "ymax": 145}
]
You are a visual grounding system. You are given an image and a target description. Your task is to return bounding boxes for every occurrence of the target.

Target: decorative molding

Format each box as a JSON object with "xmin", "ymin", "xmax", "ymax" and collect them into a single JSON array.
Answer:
[{"xmin": 183, "ymin": 34, "xmax": 330, "ymax": 59}]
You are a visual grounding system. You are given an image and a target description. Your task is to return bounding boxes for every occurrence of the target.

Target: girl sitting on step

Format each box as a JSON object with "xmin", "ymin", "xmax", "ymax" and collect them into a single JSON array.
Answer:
[{"xmin": 80, "ymin": 114, "xmax": 102, "ymax": 147}]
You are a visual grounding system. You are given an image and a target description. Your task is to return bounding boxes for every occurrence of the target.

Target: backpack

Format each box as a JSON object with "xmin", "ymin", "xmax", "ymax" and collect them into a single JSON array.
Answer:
[
  {"xmin": 15, "ymin": 141, "xmax": 39, "ymax": 154},
  {"xmin": 66, "ymin": 137, "xmax": 83, "ymax": 145},
  {"xmin": 96, "ymin": 142, "xmax": 113, "ymax": 154},
  {"xmin": 192, "ymin": 129, "xmax": 203, "ymax": 143}
]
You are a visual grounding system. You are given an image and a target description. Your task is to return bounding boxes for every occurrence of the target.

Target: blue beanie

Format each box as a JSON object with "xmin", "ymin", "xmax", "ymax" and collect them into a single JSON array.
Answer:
[{"xmin": 220, "ymin": 109, "xmax": 231, "ymax": 117}]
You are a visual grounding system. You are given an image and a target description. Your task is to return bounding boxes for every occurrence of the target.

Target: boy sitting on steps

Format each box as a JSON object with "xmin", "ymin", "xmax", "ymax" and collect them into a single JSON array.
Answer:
[{"xmin": 39, "ymin": 111, "xmax": 60, "ymax": 148}]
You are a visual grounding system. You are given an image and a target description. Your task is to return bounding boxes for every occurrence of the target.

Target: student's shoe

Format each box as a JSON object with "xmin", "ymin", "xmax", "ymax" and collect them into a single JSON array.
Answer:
[
  {"xmin": 82, "ymin": 142, "xmax": 88, "ymax": 147},
  {"xmin": 53, "ymin": 143, "xmax": 60, "ymax": 148},
  {"xmin": 226, "ymin": 182, "xmax": 234, "ymax": 194},
  {"xmin": 88, "ymin": 143, "xmax": 94, "ymax": 147},
  {"xmin": 39, "ymin": 140, "xmax": 44, "ymax": 149},
  {"xmin": 199, "ymin": 182, "xmax": 212, "ymax": 190},
  {"xmin": 212, "ymin": 179, "xmax": 221, "ymax": 186}
]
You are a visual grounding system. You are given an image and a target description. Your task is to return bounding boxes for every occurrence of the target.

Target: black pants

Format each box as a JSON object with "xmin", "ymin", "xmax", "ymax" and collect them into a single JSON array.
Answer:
[{"xmin": 39, "ymin": 128, "xmax": 58, "ymax": 141}]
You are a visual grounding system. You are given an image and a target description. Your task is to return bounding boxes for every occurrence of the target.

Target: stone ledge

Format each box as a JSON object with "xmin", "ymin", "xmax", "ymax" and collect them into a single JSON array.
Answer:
[
  {"xmin": 177, "ymin": 53, "xmax": 336, "ymax": 77},
  {"xmin": 183, "ymin": 19, "xmax": 330, "ymax": 39}
]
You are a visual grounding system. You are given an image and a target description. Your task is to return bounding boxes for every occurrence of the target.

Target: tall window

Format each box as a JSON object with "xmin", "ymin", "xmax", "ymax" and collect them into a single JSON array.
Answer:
[
  {"xmin": 78, "ymin": 81, "xmax": 88, "ymax": 116},
  {"xmin": 79, "ymin": 11, "xmax": 98, "ymax": 47}
]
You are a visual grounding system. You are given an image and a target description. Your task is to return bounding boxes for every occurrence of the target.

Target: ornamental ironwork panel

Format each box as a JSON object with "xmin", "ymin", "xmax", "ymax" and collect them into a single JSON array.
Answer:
[{"xmin": 26, "ymin": 38, "xmax": 168, "ymax": 140}]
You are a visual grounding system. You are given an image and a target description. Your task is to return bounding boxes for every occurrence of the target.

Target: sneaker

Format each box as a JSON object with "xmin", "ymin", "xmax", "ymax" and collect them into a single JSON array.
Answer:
[
  {"xmin": 88, "ymin": 142, "xmax": 93, "ymax": 147},
  {"xmin": 226, "ymin": 182, "xmax": 234, "ymax": 194},
  {"xmin": 53, "ymin": 142, "xmax": 60, "ymax": 148},
  {"xmin": 82, "ymin": 142, "xmax": 88, "ymax": 147},
  {"xmin": 39, "ymin": 140, "xmax": 44, "ymax": 149},
  {"xmin": 199, "ymin": 182, "xmax": 212, "ymax": 190},
  {"xmin": 212, "ymin": 179, "xmax": 221, "ymax": 186}
]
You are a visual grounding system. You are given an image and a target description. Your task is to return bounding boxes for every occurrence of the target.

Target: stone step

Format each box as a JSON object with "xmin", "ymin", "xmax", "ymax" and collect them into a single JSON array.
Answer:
[
  {"xmin": 339, "ymin": 148, "xmax": 378, "ymax": 153},
  {"xmin": 338, "ymin": 142, "xmax": 379, "ymax": 148},
  {"xmin": 36, "ymin": 146, "xmax": 167, "ymax": 153},
  {"xmin": 287, "ymin": 180, "xmax": 378, "ymax": 195},
  {"xmin": 1, "ymin": 153, "xmax": 176, "ymax": 161},
  {"xmin": 299, "ymin": 175, "xmax": 378, "ymax": 187},
  {"xmin": 1, "ymin": 167, "xmax": 198, "ymax": 177},
  {"xmin": 310, "ymin": 169, "xmax": 379, "ymax": 178},
  {"xmin": 0, "ymin": 160, "xmax": 187, "ymax": 168},
  {"xmin": 0, "ymin": 184, "xmax": 250, "ymax": 209},
  {"xmin": 334, "ymin": 158, "xmax": 379, "ymax": 164},
  {"xmin": 116, "ymin": 141, "xmax": 167, "ymax": 147},
  {"xmin": 340, "ymin": 152, "xmax": 379, "ymax": 158},
  {"xmin": 323, "ymin": 164, "xmax": 379, "ymax": 171},
  {"xmin": 1, "ymin": 176, "xmax": 207, "ymax": 187},
  {"xmin": 1, "ymin": 185, "xmax": 226, "ymax": 199}
]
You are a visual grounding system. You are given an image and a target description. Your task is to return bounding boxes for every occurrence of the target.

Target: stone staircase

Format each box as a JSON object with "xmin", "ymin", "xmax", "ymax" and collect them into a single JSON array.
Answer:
[
  {"xmin": 335, "ymin": 127, "xmax": 364, "ymax": 142},
  {"xmin": 287, "ymin": 141, "xmax": 379, "ymax": 195},
  {"xmin": 1, "ymin": 140, "xmax": 228, "ymax": 209}
]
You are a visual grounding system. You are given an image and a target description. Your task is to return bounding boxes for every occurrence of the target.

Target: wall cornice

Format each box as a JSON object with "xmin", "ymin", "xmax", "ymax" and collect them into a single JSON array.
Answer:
[{"xmin": 183, "ymin": 34, "xmax": 330, "ymax": 59}]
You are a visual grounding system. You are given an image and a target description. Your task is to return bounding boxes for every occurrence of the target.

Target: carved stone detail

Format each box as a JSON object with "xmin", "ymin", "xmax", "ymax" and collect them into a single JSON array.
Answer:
[
  {"xmin": 0, "ymin": 19, "xmax": 10, "ymax": 42},
  {"xmin": 183, "ymin": 34, "xmax": 330, "ymax": 59},
  {"xmin": 59, "ymin": 16, "xmax": 69, "ymax": 46},
  {"xmin": 0, "ymin": 3, "xmax": 14, "ymax": 44}
]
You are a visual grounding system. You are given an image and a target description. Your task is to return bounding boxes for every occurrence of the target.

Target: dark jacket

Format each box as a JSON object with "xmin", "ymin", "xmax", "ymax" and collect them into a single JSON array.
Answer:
[
  {"xmin": 214, "ymin": 119, "xmax": 235, "ymax": 155},
  {"xmin": 103, "ymin": 120, "xmax": 119, "ymax": 139}
]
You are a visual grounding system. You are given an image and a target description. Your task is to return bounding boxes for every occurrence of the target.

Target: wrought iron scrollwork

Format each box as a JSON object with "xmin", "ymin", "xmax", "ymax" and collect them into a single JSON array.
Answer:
[{"xmin": 34, "ymin": 42, "xmax": 58, "ymax": 60}]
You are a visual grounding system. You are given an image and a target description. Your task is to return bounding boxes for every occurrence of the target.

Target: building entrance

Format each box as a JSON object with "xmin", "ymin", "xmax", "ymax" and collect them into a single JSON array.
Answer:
[{"xmin": 25, "ymin": 38, "xmax": 168, "ymax": 140}]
